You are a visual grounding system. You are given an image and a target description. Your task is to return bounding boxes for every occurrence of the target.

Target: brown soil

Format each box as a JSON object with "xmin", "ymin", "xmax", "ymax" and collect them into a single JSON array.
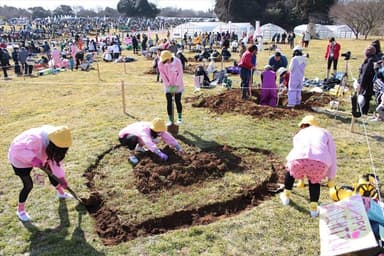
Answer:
[
  {"xmin": 81, "ymin": 144, "xmax": 286, "ymax": 245},
  {"xmin": 186, "ymin": 88, "xmax": 335, "ymax": 119},
  {"xmin": 133, "ymin": 145, "xmax": 242, "ymax": 194}
]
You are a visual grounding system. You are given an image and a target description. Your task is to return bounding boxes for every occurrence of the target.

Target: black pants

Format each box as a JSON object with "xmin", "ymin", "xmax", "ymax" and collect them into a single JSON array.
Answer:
[
  {"xmin": 166, "ymin": 93, "xmax": 182, "ymax": 116},
  {"xmin": 1, "ymin": 65, "xmax": 7, "ymax": 78},
  {"xmin": 284, "ymin": 171, "xmax": 320, "ymax": 202},
  {"xmin": 327, "ymin": 57, "xmax": 338, "ymax": 71},
  {"xmin": 24, "ymin": 64, "xmax": 33, "ymax": 75},
  {"xmin": 119, "ymin": 135, "xmax": 139, "ymax": 150},
  {"xmin": 12, "ymin": 165, "xmax": 59, "ymax": 203}
]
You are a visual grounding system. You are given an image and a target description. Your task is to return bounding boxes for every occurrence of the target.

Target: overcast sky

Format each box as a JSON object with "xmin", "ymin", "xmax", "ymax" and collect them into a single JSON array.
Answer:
[{"xmin": 0, "ymin": 0, "xmax": 215, "ymax": 11}]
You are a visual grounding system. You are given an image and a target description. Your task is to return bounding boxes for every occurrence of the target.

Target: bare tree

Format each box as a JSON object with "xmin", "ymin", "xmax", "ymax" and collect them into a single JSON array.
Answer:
[{"xmin": 330, "ymin": 0, "xmax": 384, "ymax": 39}]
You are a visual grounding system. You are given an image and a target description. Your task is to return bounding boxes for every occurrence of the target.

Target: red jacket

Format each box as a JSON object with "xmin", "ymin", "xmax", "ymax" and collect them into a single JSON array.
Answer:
[
  {"xmin": 239, "ymin": 50, "xmax": 255, "ymax": 70},
  {"xmin": 325, "ymin": 42, "xmax": 341, "ymax": 60}
]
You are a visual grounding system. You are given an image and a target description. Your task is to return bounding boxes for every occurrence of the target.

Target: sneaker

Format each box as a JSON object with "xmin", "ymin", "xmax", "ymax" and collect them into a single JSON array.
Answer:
[
  {"xmin": 310, "ymin": 202, "xmax": 319, "ymax": 217},
  {"xmin": 310, "ymin": 210, "xmax": 319, "ymax": 217},
  {"xmin": 57, "ymin": 192, "xmax": 74, "ymax": 199},
  {"xmin": 279, "ymin": 192, "xmax": 290, "ymax": 206},
  {"xmin": 128, "ymin": 155, "xmax": 139, "ymax": 165},
  {"xmin": 16, "ymin": 210, "xmax": 31, "ymax": 222},
  {"xmin": 166, "ymin": 121, "xmax": 173, "ymax": 126},
  {"xmin": 176, "ymin": 118, "xmax": 182, "ymax": 125}
]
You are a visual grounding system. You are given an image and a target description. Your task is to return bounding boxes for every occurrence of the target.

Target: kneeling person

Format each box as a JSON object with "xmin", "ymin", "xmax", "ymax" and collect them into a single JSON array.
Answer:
[{"xmin": 119, "ymin": 118, "xmax": 182, "ymax": 165}]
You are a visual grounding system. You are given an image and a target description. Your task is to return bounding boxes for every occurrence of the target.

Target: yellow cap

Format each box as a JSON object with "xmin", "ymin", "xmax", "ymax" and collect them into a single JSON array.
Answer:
[
  {"xmin": 298, "ymin": 115, "xmax": 319, "ymax": 127},
  {"xmin": 160, "ymin": 50, "xmax": 173, "ymax": 63},
  {"xmin": 150, "ymin": 118, "xmax": 166, "ymax": 132},
  {"xmin": 48, "ymin": 126, "xmax": 72, "ymax": 148}
]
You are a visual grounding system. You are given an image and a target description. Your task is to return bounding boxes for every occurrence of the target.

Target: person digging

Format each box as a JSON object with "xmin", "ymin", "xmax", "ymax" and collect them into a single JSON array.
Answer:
[
  {"xmin": 8, "ymin": 125, "xmax": 74, "ymax": 222},
  {"xmin": 118, "ymin": 117, "xmax": 182, "ymax": 165}
]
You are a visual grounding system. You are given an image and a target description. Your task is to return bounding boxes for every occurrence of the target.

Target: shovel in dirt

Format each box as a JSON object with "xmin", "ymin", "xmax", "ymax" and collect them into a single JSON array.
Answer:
[
  {"xmin": 39, "ymin": 167, "xmax": 85, "ymax": 205},
  {"xmin": 167, "ymin": 92, "xmax": 179, "ymax": 136}
]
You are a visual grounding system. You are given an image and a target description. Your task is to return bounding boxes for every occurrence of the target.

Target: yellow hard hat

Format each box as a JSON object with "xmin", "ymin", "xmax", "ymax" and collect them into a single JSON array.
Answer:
[
  {"xmin": 298, "ymin": 115, "xmax": 319, "ymax": 127},
  {"xmin": 48, "ymin": 126, "xmax": 72, "ymax": 148},
  {"xmin": 160, "ymin": 50, "xmax": 173, "ymax": 63},
  {"xmin": 150, "ymin": 118, "xmax": 166, "ymax": 132}
]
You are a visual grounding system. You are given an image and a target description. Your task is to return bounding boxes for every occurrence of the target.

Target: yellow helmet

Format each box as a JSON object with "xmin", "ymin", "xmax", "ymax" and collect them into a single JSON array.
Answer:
[
  {"xmin": 160, "ymin": 50, "xmax": 173, "ymax": 63},
  {"xmin": 329, "ymin": 185, "xmax": 354, "ymax": 201},
  {"xmin": 354, "ymin": 174, "xmax": 378, "ymax": 199},
  {"xmin": 298, "ymin": 115, "xmax": 319, "ymax": 127},
  {"xmin": 150, "ymin": 118, "xmax": 166, "ymax": 132},
  {"xmin": 48, "ymin": 126, "xmax": 72, "ymax": 148}
]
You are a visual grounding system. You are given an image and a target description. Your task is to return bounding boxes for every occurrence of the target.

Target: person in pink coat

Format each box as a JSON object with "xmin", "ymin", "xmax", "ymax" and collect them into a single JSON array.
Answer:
[
  {"xmin": 279, "ymin": 115, "xmax": 337, "ymax": 217},
  {"xmin": 260, "ymin": 65, "xmax": 278, "ymax": 106},
  {"xmin": 8, "ymin": 125, "xmax": 73, "ymax": 222},
  {"xmin": 119, "ymin": 118, "xmax": 182, "ymax": 165},
  {"xmin": 51, "ymin": 46, "xmax": 61, "ymax": 68},
  {"xmin": 158, "ymin": 50, "xmax": 185, "ymax": 125}
]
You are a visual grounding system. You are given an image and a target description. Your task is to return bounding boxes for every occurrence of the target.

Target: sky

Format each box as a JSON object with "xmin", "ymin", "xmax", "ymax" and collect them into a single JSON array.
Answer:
[{"xmin": 0, "ymin": 0, "xmax": 215, "ymax": 11}]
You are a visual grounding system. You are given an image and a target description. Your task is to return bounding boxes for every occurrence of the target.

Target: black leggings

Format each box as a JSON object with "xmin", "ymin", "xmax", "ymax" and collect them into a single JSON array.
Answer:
[
  {"xmin": 166, "ymin": 93, "xmax": 182, "ymax": 116},
  {"xmin": 119, "ymin": 135, "xmax": 139, "ymax": 150},
  {"xmin": 12, "ymin": 166, "xmax": 59, "ymax": 203},
  {"xmin": 284, "ymin": 172, "xmax": 321, "ymax": 202}
]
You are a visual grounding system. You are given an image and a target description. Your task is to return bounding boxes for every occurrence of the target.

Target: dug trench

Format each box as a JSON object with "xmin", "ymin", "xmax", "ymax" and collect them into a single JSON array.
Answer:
[
  {"xmin": 185, "ymin": 88, "xmax": 336, "ymax": 118},
  {"xmin": 80, "ymin": 143, "xmax": 286, "ymax": 245}
]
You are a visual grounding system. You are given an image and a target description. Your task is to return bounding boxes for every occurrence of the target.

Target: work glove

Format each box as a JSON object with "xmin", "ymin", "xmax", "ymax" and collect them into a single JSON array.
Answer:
[
  {"xmin": 31, "ymin": 157, "xmax": 43, "ymax": 168},
  {"xmin": 175, "ymin": 144, "xmax": 182, "ymax": 152},
  {"xmin": 327, "ymin": 179, "xmax": 335, "ymax": 188},
  {"xmin": 296, "ymin": 179, "xmax": 305, "ymax": 189},
  {"xmin": 59, "ymin": 177, "xmax": 68, "ymax": 189},
  {"xmin": 155, "ymin": 149, "xmax": 168, "ymax": 161}
]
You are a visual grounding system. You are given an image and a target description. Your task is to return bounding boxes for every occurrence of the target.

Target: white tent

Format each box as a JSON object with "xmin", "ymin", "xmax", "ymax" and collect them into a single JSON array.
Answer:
[
  {"xmin": 213, "ymin": 22, "xmax": 254, "ymax": 37},
  {"xmin": 326, "ymin": 25, "xmax": 354, "ymax": 39},
  {"xmin": 260, "ymin": 23, "xmax": 287, "ymax": 40},
  {"xmin": 171, "ymin": 22, "xmax": 225, "ymax": 38},
  {"xmin": 294, "ymin": 24, "xmax": 354, "ymax": 39}
]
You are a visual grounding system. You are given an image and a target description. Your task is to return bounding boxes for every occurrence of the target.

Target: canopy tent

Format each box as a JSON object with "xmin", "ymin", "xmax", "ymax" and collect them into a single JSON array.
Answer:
[
  {"xmin": 260, "ymin": 23, "xmax": 287, "ymax": 40},
  {"xmin": 294, "ymin": 24, "xmax": 354, "ymax": 39},
  {"xmin": 171, "ymin": 22, "xmax": 225, "ymax": 38}
]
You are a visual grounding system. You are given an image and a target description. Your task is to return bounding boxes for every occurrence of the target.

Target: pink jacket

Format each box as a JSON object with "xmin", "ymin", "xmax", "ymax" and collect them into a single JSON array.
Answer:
[
  {"xmin": 286, "ymin": 126, "xmax": 337, "ymax": 179},
  {"xmin": 158, "ymin": 57, "xmax": 184, "ymax": 93},
  {"xmin": 119, "ymin": 122, "xmax": 178, "ymax": 152},
  {"xmin": 8, "ymin": 125, "xmax": 66, "ymax": 178}
]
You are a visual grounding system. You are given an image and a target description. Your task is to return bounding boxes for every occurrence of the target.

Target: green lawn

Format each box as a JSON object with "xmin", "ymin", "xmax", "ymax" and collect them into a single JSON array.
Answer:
[{"xmin": 0, "ymin": 37, "xmax": 383, "ymax": 256}]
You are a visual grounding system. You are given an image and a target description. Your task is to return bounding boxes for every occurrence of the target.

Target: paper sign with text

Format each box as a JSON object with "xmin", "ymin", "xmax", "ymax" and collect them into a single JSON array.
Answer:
[{"xmin": 319, "ymin": 195, "xmax": 378, "ymax": 256}]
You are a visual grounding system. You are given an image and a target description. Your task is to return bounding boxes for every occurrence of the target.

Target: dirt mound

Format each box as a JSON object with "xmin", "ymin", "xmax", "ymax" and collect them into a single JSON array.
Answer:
[
  {"xmin": 143, "ymin": 68, "xmax": 157, "ymax": 75},
  {"xmin": 81, "ymin": 144, "xmax": 286, "ymax": 245},
  {"xmin": 133, "ymin": 145, "xmax": 241, "ymax": 194},
  {"xmin": 186, "ymin": 89, "xmax": 335, "ymax": 119}
]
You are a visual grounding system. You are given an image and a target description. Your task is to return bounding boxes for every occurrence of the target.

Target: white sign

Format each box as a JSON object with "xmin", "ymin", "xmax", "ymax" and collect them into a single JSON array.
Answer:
[{"xmin": 319, "ymin": 195, "xmax": 378, "ymax": 256}]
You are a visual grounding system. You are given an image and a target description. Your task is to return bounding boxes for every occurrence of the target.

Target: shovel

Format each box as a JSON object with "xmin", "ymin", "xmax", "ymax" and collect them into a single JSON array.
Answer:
[
  {"xmin": 167, "ymin": 92, "xmax": 179, "ymax": 136},
  {"xmin": 40, "ymin": 167, "xmax": 85, "ymax": 205}
]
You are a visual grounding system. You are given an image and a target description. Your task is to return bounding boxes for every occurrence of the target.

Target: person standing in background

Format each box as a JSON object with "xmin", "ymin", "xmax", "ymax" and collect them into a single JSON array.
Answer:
[{"xmin": 324, "ymin": 37, "xmax": 341, "ymax": 79}]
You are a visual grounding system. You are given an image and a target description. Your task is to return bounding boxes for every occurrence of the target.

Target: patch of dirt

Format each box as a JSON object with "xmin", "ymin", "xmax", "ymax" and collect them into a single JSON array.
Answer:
[
  {"xmin": 133, "ymin": 145, "xmax": 241, "ymax": 194},
  {"xmin": 81, "ymin": 144, "xmax": 286, "ymax": 245},
  {"xmin": 185, "ymin": 88, "xmax": 335, "ymax": 119}
]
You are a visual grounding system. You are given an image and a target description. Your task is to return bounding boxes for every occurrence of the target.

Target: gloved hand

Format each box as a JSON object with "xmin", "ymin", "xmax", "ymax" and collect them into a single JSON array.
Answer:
[
  {"xmin": 175, "ymin": 144, "xmax": 182, "ymax": 152},
  {"xmin": 59, "ymin": 177, "xmax": 68, "ymax": 189},
  {"xmin": 328, "ymin": 179, "xmax": 335, "ymax": 188},
  {"xmin": 156, "ymin": 150, "xmax": 168, "ymax": 161},
  {"xmin": 31, "ymin": 157, "xmax": 43, "ymax": 168}
]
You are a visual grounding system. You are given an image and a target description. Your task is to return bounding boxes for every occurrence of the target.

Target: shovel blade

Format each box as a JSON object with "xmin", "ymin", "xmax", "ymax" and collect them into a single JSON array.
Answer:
[{"xmin": 167, "ymin": 123, "xmax": 179, "ymax": 136}]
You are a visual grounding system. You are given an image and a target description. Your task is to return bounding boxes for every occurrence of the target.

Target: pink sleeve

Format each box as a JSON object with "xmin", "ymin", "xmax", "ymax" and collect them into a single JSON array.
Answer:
[
  {"xmin": 176, "ymin": 59, "xmax": 184, "ymax": 88},
  {"xmin": 139, "ymin": 130, "xmax": 159, "ymax": 153},
  {"xmin": 158, "ymin": 63, "xmax": 170, "ymax": 87},
  {"xmin": 160, "ymin": 131, "xmax": 178, "ymax": 147},
  {"xmin": 48, "ymin": 160, "xmax": 65, "ymax": 179},
  {"xmin": 327, "ymin": 132, "xmax": 337, "ymax": 180}
]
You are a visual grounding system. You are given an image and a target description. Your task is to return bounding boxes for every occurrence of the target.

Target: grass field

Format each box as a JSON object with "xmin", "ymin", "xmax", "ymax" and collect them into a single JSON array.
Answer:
[{"xmin": 0, "ymin": 37, "xmax": 383, "ymax": 256}]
